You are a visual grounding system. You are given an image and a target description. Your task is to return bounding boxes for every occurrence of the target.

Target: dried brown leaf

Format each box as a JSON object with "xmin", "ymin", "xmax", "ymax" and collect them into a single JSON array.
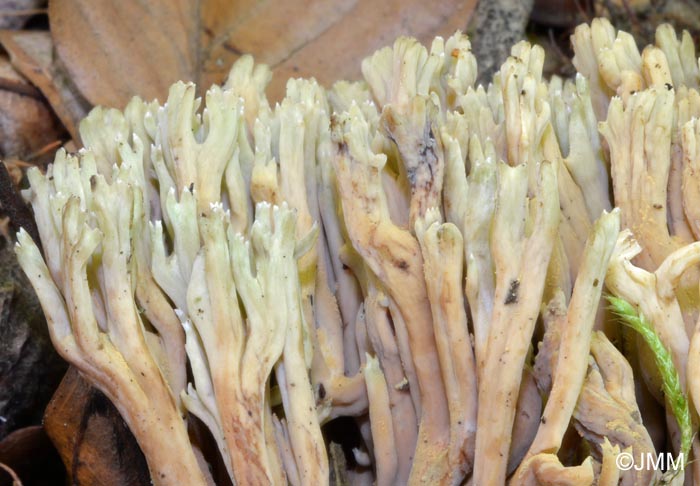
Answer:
[
  {"xmin": 0, "ymin": 30, "xmax": 89, "ymax": 140},
  {"xmin": 0, "ymin": 426, "xmax": 65, "ymax": 485},
  {"xmin": 49, "ymin": 0, "xmax": 476, "ymax": 108},
  {"xmin": 43, "ymin": 368, "xmax": 151, "ymax": 486},
  {"xmin": 0, "ymin": 56, "xmax": 65, "ymax": 160},
  {"xmin": 49, "ymin": 0, "xmax": 198, "ymax": 107}
]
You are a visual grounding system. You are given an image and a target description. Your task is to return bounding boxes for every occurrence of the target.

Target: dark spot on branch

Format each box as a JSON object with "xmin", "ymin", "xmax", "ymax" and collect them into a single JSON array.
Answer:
[{"xmin": 504, "ymin": 279, "xmax": 520, "ymax": 305}]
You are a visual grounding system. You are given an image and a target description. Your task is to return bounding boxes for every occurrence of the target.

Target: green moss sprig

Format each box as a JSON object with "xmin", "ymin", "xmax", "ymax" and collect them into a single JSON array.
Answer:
[{"xmin": 607, "ymin": 295, "xmax": 692, "ymax": 477}]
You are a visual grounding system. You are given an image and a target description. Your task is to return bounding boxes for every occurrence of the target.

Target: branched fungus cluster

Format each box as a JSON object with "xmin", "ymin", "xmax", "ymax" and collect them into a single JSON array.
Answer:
[{"xmin": 15, "ymin": 18, "xmax": 700, "ymax": 486}]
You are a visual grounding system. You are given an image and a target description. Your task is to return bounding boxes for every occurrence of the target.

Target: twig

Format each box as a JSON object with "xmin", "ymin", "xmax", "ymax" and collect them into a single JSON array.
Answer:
[
  {"xmin": 573, "ymin": 0, "xmax": 593, "ymax": 22},
  {"xmin": 0, "ymin": 79, "xmax": 43, "ymax": 100},
  {"xmin": 26, "ymin": 140, "xmax": 64, "ymax": 161},
  {"xmin": 547, "ymin": 28, "xmax": 574, "ymax": 74},
  {"xmin": 0, "ymin": 8, "xmax": 46, "ymax": 17},
  {"xmin": 0, "ymin": 462, "xmax": 22, "ymax": 486}
]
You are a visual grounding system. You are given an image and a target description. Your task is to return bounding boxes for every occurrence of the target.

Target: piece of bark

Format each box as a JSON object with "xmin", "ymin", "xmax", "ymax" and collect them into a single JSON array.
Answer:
[
  {"xmin": 468, "ymin": 0, "xmax": 535, "ymax": 85},
  {"xmin": 0, "ymin": 238, "xmax": 65, "ymax": 439},
  {"xmin": 43, "ymin": 367, "xmax": 151, "ymax": 486},
  {"xmin": 0, "ymin": 29, "xmax": 90, "ymax": 141},
  {"xmin": 0, "ymin": 425, "xmax": 65, "ymax": 486},
  {"xmin": 0, "ymin": 161, "xmax": 40, "ymax": 246},
  {"xmin": 328, "ymin": 441, "xmax": 350, "ymax": 486},
  {"xmin": 593, "ymin": 0, "xmax": 700, "ymax": 47},
  {"xmin": 0, "ymin": 55, "xmax": 65, "ymax": 160}
]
